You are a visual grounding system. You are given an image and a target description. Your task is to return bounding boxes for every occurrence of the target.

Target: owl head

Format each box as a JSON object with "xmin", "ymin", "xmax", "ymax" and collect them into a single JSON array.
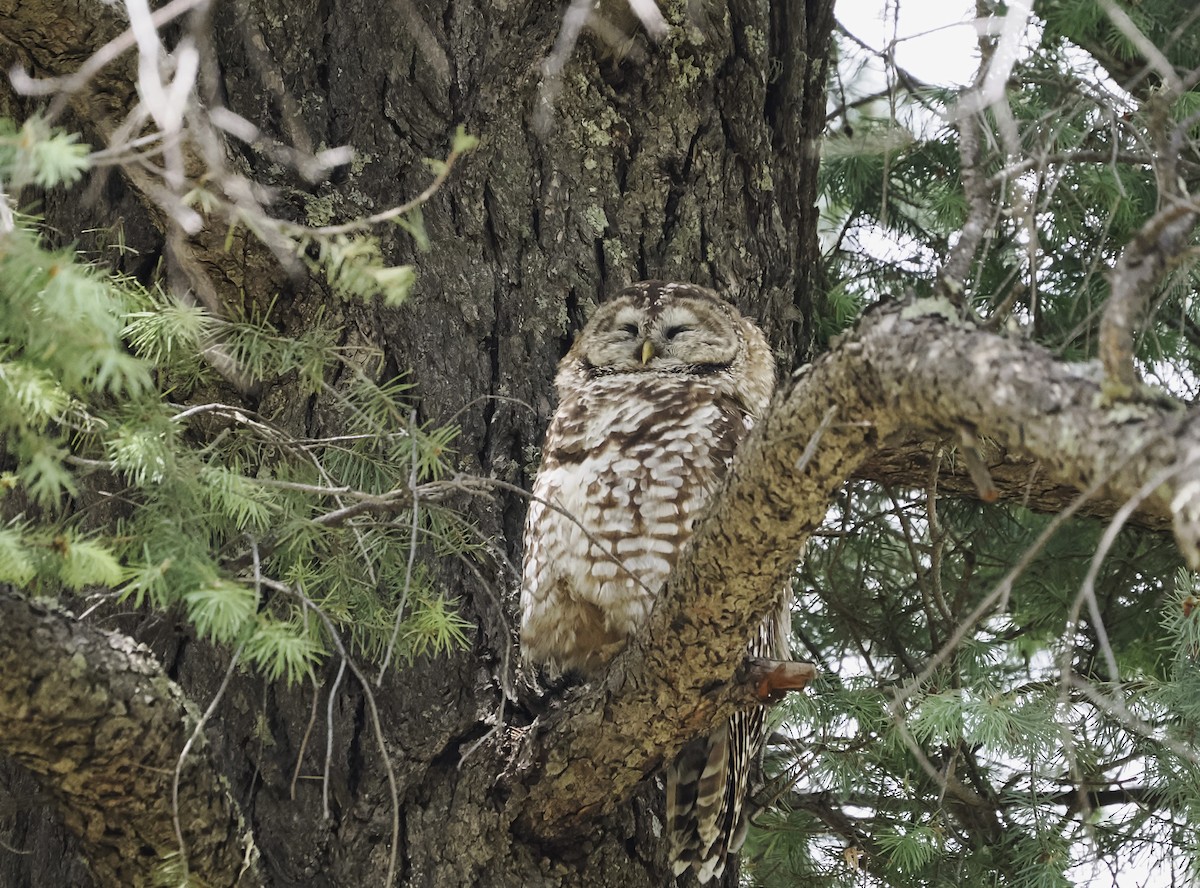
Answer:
[{"xmin": 560, "ymin": 280, "xmax": 775, "ymax": 415}]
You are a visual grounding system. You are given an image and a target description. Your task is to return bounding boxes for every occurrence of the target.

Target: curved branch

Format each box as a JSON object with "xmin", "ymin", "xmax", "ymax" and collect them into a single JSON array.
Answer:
[
  {"xmin": 0, "ymin": 590, "xmax": 261, "ymax": 886},
  {"xmin": 510, "ymin": 295, "xmax": 1200, "ymax": 837}
]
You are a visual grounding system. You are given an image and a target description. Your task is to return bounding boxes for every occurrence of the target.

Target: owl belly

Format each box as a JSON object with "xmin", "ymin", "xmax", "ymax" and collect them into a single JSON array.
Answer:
[{"xmin": 520, "ymin": 395, "xmax": 728, "ymax": 676}]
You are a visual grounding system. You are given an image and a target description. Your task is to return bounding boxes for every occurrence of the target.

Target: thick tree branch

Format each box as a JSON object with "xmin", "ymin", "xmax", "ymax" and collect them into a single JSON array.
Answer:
[
  {"xmin": 0, "ymin": 590, "xmax": 260, "ymax": 886},
  {"xmin": 852, "ymin": 437, "xmax": 1175, "ymax": 532},
  {"xmin": 510, "ymin": 295, "xmax": 1200, "ymax": 838}
]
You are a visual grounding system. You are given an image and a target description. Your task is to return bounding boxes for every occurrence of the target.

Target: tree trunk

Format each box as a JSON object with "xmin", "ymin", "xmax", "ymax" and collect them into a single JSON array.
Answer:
[{"xmin": 0, "ymin": 0, "xmax": 835, "ymax": 885}]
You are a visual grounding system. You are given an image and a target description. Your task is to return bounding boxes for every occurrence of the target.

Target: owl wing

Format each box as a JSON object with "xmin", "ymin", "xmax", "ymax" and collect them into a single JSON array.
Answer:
[
  {"xmin": 520, "ymin": 384, "xmax": 750, "ymax": 677},
  {"xmin": 518, "ymin": 403, "xmax": 579, "ymax": 674}
]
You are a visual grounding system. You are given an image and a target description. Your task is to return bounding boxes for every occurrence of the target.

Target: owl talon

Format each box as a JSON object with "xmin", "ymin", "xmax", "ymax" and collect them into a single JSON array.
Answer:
[{"xmin": 745, "ymin": 657, "xmax": 816, "ymax": 703}]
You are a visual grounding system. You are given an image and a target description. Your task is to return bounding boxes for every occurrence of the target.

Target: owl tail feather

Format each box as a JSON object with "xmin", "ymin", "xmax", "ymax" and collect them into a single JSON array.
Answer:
[
  {"xmin": 666, "ymin": 707, "xmax": 764, "ymax": 883},
  {"xmin": 667, "ymin": 599, "xmax": 792, "ymax": 882}
]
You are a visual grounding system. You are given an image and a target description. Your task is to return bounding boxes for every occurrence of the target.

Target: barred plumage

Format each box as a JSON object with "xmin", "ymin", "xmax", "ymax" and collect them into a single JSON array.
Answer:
[
  {"xmin": 667, "ymin": 602, "xmax": 789, "ymax": 881},
  {"xmin": 519, "ymin": 280, "xmax": 787, "ymax": 881}
]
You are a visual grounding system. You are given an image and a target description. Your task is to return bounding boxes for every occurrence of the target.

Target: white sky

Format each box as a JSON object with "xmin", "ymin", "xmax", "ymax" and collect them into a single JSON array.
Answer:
[{"xmin": 836, "ymin": 2, "xmax": 980, "ymax": 86}]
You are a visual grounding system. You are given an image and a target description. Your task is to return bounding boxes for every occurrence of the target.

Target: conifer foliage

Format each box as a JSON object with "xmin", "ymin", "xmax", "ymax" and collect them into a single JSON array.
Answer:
[
  {"xmin": 0, "ymin": 116, "xmax": 474, "ymax": 687},
  {"xmin": 745, "ymin": 4, "xmax": 1200, "ymax": 885}
]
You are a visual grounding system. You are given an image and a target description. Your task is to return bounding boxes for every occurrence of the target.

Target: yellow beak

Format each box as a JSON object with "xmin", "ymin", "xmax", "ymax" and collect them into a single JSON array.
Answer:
[{"xmin": 641, "ymin": 339, "xmax": 654, "ymax": 364}]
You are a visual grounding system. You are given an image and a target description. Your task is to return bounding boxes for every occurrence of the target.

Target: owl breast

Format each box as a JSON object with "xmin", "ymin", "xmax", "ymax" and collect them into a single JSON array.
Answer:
[{"xmin": 520, "ymin": 373, "xmax": 748, "ymax": 676}]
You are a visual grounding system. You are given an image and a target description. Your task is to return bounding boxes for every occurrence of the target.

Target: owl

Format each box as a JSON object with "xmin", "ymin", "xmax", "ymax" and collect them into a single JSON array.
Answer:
[{"xmin": 520, "ymin": 280, "xmax": 789, "ymax": 882}]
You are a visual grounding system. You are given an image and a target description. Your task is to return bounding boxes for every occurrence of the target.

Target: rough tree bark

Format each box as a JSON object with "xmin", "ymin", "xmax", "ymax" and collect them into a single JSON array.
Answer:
[{"xmin": 0, "ymin": 594, "xmax": 260, "ymax": 886}]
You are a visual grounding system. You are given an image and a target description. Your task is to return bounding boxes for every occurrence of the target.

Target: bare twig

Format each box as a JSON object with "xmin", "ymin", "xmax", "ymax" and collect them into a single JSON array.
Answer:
[
  {"xmin": 0, "ymin": 180, "xmax": 13, "ymax": 235},
  {"xmin": 287, "ymin": 144, "xmax": 470, "ymax": 237},
  {"xmin": 378, "ymin": 411, "xmax": 422, "ymax": 681},
  {"xmin": 9, "ymin": 0, "xmax": 209, "ymax": 121},
  {"xmin": 323, "ymin": 657, "xmax": 347, "ymax": 821},
  {"xmin": 1098, "ymin": 55, "xmax": 1200, "ymax": 395},
  {"xmin": 794, "ymin": 406, "xmax": 839, "ymax": 471},
  {"xmin": 290, "ymin": 672, "xmax": 322, "ymax": 801},
  {"xmin": 262, "ymin": 577, "xmax": 401, "ymax": 886},
  {"xmin": 1061, "ymin": 460, "xmax": 1193, "ymax": 703},
  {"xmin": 173, "ymin": 641, "xmax": 244, "ymax": 879},
  {"xmin": 535, "ymin": 0, "xmax": 665, "ymax": 133},
  {"xmin": 1100, "ymin": 201, "xmax": 1199, "ymax": 395},
  {"xmin": 889, "ymin": 439, "xmax": 1150, "ymax": 713},
  {"xmin": 934, "ymin": 0, "xmax": 1034, "ymax": 308},
  {"xmin": 983, "ymin": 150, "xmax": 1154, "ymax": 191},
  {"xmin": 1095, "ymin": 0, "xmax": 1184, "ymax": 93},
  {"xmin": 958, "ymin": 426, "xmax": 998, "ymax": 503}
]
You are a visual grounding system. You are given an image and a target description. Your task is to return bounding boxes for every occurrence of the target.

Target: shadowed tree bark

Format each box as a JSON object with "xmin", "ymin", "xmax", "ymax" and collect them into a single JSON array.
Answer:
[{"xmin": 0, "ymin": 594, "xmax": 261, "ymax": 886}]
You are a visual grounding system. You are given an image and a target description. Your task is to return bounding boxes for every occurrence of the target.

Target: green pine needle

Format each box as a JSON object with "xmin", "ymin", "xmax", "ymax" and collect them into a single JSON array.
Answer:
[
  {"xmin": 183, "ymin": 579, "xmax": 259, "ymax": 644},
  {"xmin": 243, "ymin": 616, "xmax": 323, "ymax": 685},
  {"xmin": 58, "ymin": 536, "xmax": 126, "ymax": 590},
  {"xmin": 403, "ymin": 594, "xmax": 472, "ymax": 662},
  {"xmin": 0, "ymin": 526, "xmax": 37, "ymax": 586}
]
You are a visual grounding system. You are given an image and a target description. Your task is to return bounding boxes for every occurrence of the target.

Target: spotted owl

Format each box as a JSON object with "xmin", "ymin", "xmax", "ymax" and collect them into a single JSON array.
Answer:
[{"xmin": 520, "ymin": 280, "xmax": 789, "ymax": 882}]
